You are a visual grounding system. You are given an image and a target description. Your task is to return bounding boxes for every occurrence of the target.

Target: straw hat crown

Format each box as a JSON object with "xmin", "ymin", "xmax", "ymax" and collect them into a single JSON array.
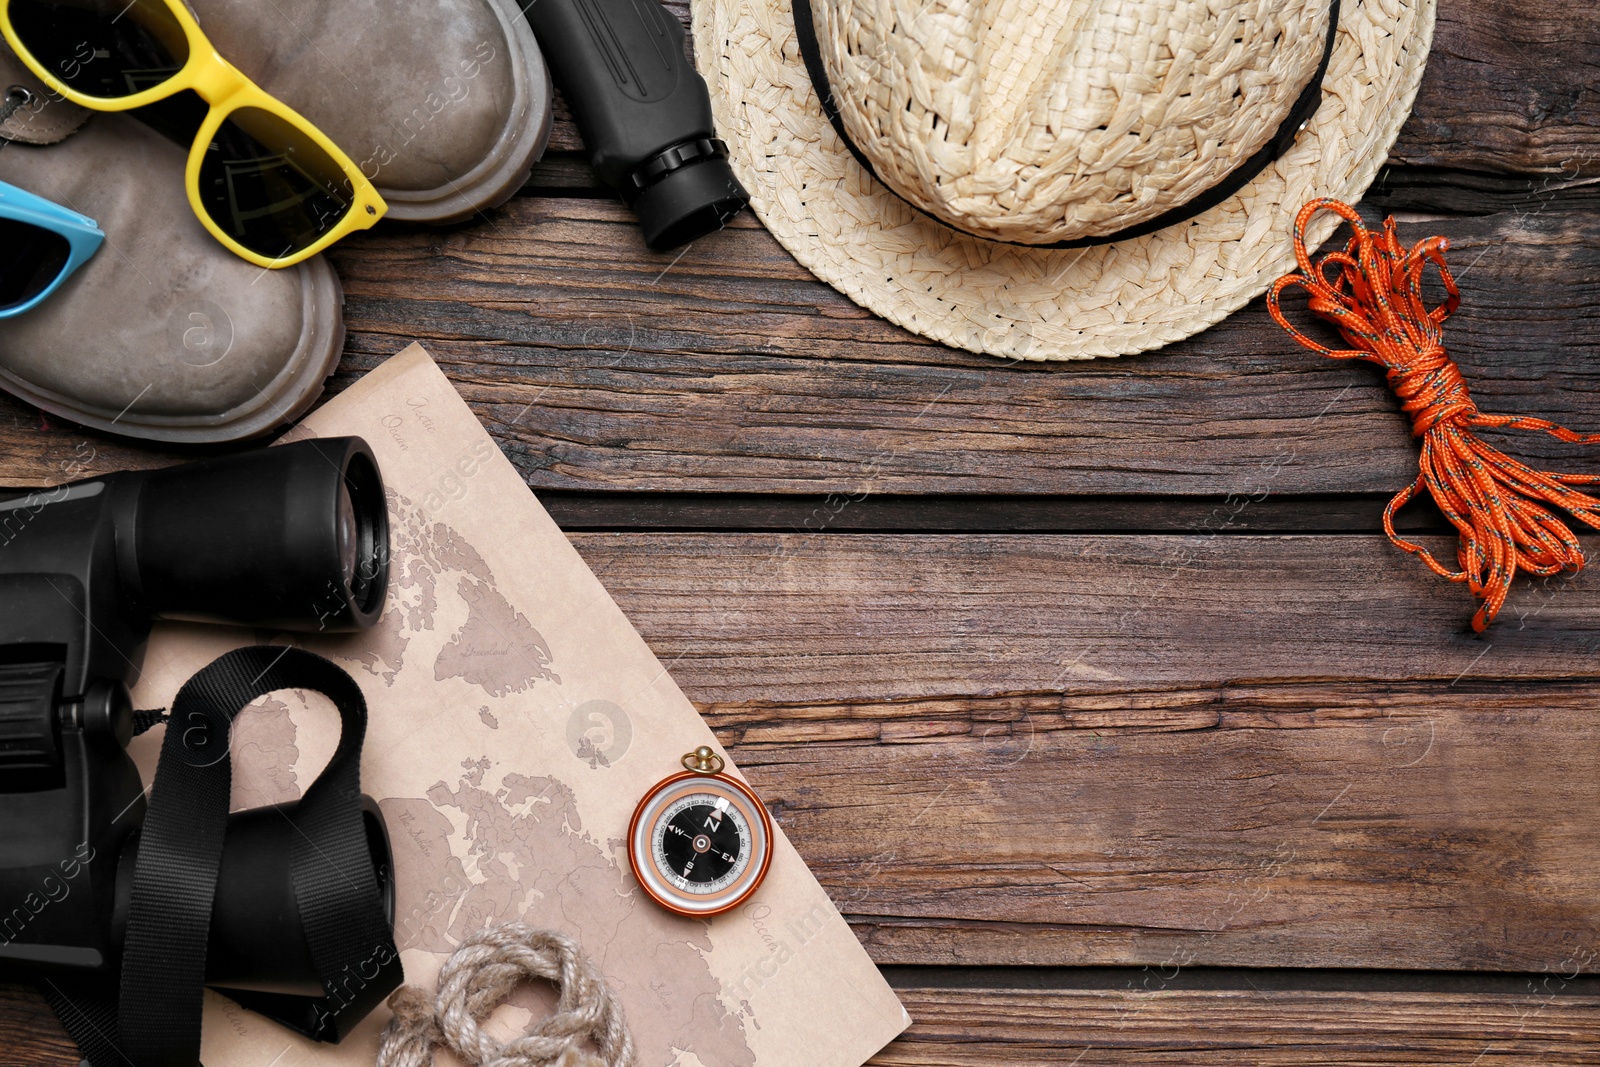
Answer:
[{"xmin": 810, "ymin": 0, "xmax": 1332, "ymax": 244}]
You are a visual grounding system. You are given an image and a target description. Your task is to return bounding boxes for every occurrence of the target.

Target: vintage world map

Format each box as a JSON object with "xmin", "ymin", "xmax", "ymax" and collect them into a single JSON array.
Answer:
[
  {"xmin": 229, "ymin": 489, "xmax": 755, "ymax": 1067},
  {"xmin": 151, "ymin": 346, "xmax": 905, "ymax": 1067}
]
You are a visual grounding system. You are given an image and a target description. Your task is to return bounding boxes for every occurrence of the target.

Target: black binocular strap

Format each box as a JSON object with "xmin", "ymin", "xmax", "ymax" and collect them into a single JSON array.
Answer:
[{"xmin": 51, "ymin": 646, "xmax": 399, "ymax": 1067}]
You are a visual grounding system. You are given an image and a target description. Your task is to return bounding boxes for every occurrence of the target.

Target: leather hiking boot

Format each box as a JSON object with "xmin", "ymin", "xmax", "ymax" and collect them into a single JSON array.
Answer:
[
  {"xmin": 190, "ymin": 0, "xmax": 554, "ymax": 224},
  {"xmin": 0, "ymin": 46, "xmax": 344, "ymax": 443}
]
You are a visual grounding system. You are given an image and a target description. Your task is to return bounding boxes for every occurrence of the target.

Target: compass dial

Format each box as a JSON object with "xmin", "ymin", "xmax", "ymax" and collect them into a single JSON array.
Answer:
[
  {"xmin": 654, "ymin": 793, "xmax": 751, "ymax": 894},
  {"xmin": 629, "ymin": 767, "xmax": 772, "ymax": 917}
]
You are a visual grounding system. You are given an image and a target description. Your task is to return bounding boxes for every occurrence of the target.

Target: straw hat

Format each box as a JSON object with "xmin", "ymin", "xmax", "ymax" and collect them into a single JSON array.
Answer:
[{"xmin": 691, "ymin": 0, "xmax": 1435, "ymax": 360}]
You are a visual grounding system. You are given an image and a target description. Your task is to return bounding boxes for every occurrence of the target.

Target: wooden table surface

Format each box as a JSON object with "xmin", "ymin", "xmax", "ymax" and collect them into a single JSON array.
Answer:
[{"xmin": 5, "ymin": 0, "xmax": 1600, "ymax": 1062}]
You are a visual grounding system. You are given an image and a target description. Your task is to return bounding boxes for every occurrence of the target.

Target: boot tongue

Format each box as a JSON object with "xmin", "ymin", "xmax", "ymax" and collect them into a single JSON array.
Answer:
[{"xmin": 0, "ymin": 41, "xmax": 90, "ymax": 145}]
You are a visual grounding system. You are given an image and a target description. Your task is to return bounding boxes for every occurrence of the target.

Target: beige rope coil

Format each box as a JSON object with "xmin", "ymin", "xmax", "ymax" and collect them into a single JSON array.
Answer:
[{"xmin": 377, "ymin": 924, "xmax": 635, "ymax": 1067}]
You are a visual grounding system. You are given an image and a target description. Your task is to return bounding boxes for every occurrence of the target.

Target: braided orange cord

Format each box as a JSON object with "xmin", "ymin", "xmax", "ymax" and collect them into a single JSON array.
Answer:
[{"xmin": 1266, "ymin": 198, "xmax": 1600, "ymax": 632}]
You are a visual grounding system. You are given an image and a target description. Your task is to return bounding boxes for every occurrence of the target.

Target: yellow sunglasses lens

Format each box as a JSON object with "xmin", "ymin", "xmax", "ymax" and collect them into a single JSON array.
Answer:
[
  {"xmin": 200, "ymin": 106, "xmax": 363, "ymax": 261},
  {"xmin": 7, "ymin": 0, "xmax": 190, "ymax": 100}
]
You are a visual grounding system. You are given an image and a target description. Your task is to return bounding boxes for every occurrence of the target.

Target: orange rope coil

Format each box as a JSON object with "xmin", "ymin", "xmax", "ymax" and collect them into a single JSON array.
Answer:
[{"xmin": 1267, "ymin": 198, "xmax": 1600, "ymax": 632}]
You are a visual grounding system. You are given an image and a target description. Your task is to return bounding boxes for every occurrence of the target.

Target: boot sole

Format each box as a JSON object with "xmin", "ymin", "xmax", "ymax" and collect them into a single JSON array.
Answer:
[
  {"xmin": 377, "ymin": 0, "xmax": 554, "ymax": 224},
  {"xmin": 1, "ymin": 257, "xmax": 346, "ymax": 444}
]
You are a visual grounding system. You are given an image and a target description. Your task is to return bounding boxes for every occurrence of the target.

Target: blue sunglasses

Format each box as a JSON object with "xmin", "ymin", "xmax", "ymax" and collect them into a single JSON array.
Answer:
[{"xmin": 0, "ymin": 179, "xmax": 102, "ymax": 317}]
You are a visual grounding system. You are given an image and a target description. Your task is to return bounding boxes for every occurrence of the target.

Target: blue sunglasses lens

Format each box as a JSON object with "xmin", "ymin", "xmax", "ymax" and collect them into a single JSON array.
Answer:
[{"xmin": 0, "ymin": 218, "xmax": 70, "ymax": 309}]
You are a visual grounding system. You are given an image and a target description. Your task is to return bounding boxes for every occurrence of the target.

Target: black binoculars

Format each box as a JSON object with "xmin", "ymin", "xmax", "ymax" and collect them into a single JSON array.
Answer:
[
  {"xmin": 0, "ymin": 437, "xmax": 394, "ymax": 1033},
  {"xmin": 526, "ymin": 0, "xmax": 750, "ymax": 249}
]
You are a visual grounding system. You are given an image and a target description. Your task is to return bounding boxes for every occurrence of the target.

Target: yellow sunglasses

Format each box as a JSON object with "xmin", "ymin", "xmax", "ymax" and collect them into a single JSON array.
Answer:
[{"xmin": 0, "ymin": 0, "xmax": 386, "ymax": 268}]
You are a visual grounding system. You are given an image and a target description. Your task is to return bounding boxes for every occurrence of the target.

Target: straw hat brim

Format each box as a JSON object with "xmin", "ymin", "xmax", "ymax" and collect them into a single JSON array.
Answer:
[{"xmin": 691, "ymin": 0, "xmax": 1437, "ymax": 361}]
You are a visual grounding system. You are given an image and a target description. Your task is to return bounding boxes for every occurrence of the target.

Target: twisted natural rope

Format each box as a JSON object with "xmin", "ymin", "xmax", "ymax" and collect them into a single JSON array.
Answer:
[
  {"xmin": 377, "ymin": 924, "xmax": 635, "ymax": 1067},
  {"xmin": 1268, "ymin": 198, "xmax": 1600, "ymax": 631}
]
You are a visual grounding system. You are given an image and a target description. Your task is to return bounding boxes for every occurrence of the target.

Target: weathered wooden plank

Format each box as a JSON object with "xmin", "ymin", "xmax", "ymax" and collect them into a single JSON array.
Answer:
[
  {"xmin": 0, "ymin": 397, "xmax": 175, "ymax": 486},
  {"xmin": 333, "ymin": 201, "xmax": 1600, "ymax": 498},
  {"xmin": 2, "ymin": 984, "xmax": 1594, "ymax": 1066},
  {"xmin": 878, "ymin": 987, "xmax": 1600, "ymax": 1066},
  {"xmin": 573, "ymin": 533, "xmax": 1600, "ymax": 703},
  {"xmin": 709, "ymin": 679, "xmax": 1600, "ymax": 971},
  {"xmin": 0, "ymin": 195, "xmax": 1594, "ymax": 494},
  {"xmin": 1380, "ymin": 0, "xmax": 1600, "ymax": 178},
  {"xmin": 525, "ymin": 150, "xmax": 603, "ymax": 194},
  {"xmin": 561, "ymin": 532, "xmax": 1600, "ymax": 971},
  {"xmin": 536, "ymin": 491, "xmax": 1453, "ymax": 534},
  {"xmin": 334, "ymin": 199, "xmax": 1600, "ymax": 496},
  {"xmin": 1366, "ymin": 166, "xmax": 1600, "ymax": 218},
  {"xmin": 0, "ymin": 984, "xmax": 77, "ymax": 1067}
]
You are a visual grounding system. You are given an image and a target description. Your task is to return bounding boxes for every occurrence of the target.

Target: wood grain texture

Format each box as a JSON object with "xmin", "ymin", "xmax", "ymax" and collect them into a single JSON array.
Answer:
[
  {"xmin": 8, "ymin": 196, "xmax": 1600, "ymax": 496},
  {"xmin": 878, "ymin": 987, "xmax": 1600, "ymax": 1066},
  {"xmin": 323, "ymin": 201, "xmax": 1600, "ymax": 498},
  {"xmin": 0, "ymin": 197, "xmax": 1567, "ymax": 495},
  {"xmin": 1365, "ymin": 166, "xmax": 1600, "ymax": 218},
  {"xmin": 714, "ymin": 680, "xmax": 1600, "ymax": 971},
  {"xmin": 1386, "ymin": 0, "xmax": 1600, "ymax": 177},
  {"xmin": 553, "ymin": 532, "xmax": 1600, "ymax": 971},
  {"xmin": 2, "ymin": 984, "xmax": 1595, "ymax": 1067},
  {"xmin": 0, "ymin": 983, "xmax": 79, "ymax": 1067},
  {"xmin": 536, "ymin": 490, "xmax": 1455, "ymax": 534},
  {"xmin": 572, "ymin": 532, "xmax": 1600, "ymax": 704}
]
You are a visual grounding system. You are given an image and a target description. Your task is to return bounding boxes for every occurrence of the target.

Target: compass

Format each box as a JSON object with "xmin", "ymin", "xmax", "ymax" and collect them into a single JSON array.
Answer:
[{"xmin": 628, "ymin": 747, "xmax": 773, "ymax": 917}]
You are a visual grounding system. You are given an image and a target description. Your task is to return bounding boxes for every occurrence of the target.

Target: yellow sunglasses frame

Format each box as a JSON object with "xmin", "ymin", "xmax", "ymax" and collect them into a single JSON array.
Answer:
[{"xmin": 0, "ymin": 0, "xmax": 387, "ymax": 268}]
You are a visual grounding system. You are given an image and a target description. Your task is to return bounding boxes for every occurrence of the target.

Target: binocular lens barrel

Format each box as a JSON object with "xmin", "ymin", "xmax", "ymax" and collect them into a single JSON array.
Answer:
[{"xmin": 129, "ymin": 438, "xmax": 389, "ymax": 632}]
